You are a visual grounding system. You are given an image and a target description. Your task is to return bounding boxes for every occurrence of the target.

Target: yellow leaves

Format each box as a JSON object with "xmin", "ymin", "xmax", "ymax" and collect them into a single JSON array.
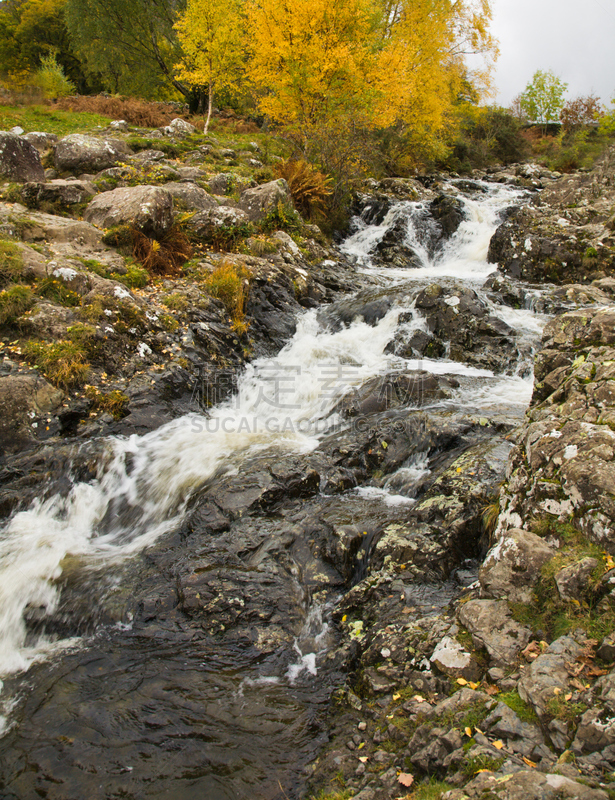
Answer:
[
  {"xmin": 397, "ymin": 772, "xmax": 414, "ymax": 788},
  {"xmin": 493, "ymin": 740, "xmax": 505, "ymax": 750}
]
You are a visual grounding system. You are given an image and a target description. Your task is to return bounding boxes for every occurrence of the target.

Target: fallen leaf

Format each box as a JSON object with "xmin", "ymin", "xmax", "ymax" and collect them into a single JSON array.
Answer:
[
  {"xmin": 456, "ymin": 678, "xmax": 468, "ymax": 686},
  {"xmin": 553, "ymin": 687, "xmax": 562, "ymax": 695},
  {"xmin": 358, "ymin": 742, "xmax": 365, "ymax": 750},
  {"xmin": 565, "ymin": 693, "xmax": 572, "ymax": 701},
  {"xmin": 392, "ymin": 693, "xmax": 401, "ymax": 701},
  {"xmin": 475, "ymin": 727, "xmax": 484, "ymax": 736},
  {"xmin": 523, "ymin": 757, "xmax": 537, "ymax": 768},
  {"xmin": 358, "ymin": 756, "xmax": 368, "ymax": 763},
  {"xmin": 522, "ymin": 642, "xmax": 542, "ymax": 661},
  {"xmin": 469, "ymin": 681, "xmax": 479, "ymax": 690},
  {"xmin": 493, "ymin": 740, "xmax": 504, "ymax": 750},
  {"xmin": 397, "ymin": 773, "xmax": 414, "ymax": 788},
  {"xmin": 412, "ymin": 695, "xmax": 425, "ymax": 703},
  {"xmin": 483, "ymin": 683, "xmax": 500, "ymax": 696},
  {"xmin": 465, "ymin": 727, "xmax": 472, "ymax": 737}
]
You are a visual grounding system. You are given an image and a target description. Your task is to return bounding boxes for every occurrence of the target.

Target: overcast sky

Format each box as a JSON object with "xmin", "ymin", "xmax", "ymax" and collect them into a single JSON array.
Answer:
[{"xmin": 486, "ymin": 0, "xmax": 615, "ymax": 108}]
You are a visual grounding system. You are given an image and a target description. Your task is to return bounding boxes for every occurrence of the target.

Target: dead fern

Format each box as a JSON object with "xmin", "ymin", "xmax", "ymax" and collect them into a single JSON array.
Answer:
[
  {"xmin": 132, "ymin": 226, "xmax": 193, "ymax": 275},
  {"xmin": 275, "ymin": 158, "xmax": 332, "ymax": 221}
]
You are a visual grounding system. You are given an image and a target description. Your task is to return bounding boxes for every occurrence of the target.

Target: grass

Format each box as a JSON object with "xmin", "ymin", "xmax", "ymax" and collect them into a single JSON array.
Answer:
[
  {"xmin": 203, "ymin": 261, "xmax": 250, "ymax": 334},
  {"xmin": 85, "ymin": 386, "xmax": 130, "ymax": 420},
  {"xmin": 0, "ymin": 104, "xmax": 112, "ymax": 136},
  {"xmin": 0, "ymin": 284, "xmax": 34, "ymax": 325},
  {"xmin": 23, "ymin": 339, "xmax": 90, "ymax": 390},
  {"xmin": 499, "ymin": 690, "xmax": 539, "ymax": 725},
  {"xmin": 408, "ymin": 778, "xmax": 456, "ymax": 800},
  {"xmin": 462, "ymin": 753, "xmax": 505, "ymax": 777},
  {"xmin": 36, "ymin": 276, "xmax": 81, "ymax": 307},
  {"xmin": 0, "ymin": 238, "xmax": 25, "ymax": 287},
  {"xmin": 162, "ymin": 293, "xmax": 189, "ymax": 311},
  {"xmin": 510, "ymin": 517, "xmax": 614, "ymax": 641}
]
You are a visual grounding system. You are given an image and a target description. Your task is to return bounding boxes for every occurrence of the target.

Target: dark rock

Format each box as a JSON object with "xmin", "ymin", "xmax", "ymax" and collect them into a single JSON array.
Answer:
[{"xmin": 0, "ymin": 132, "xmax": 45, "ymax": 182}]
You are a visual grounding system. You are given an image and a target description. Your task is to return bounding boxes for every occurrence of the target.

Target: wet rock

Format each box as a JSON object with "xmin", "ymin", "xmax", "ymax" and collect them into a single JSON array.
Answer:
[
  {"xmin": 373, "ymin": 216, "xmax": 423, "ymax": 268},
  {"xmin": 0, "ymin": 132, "xmax": 45, "ymax": 182},
  {"xmin": 54, "ymin": 134, "xmax": 131, "ymax": 173},
  {"xmin": 237, "ymin": 179, "xmax": 293, "ymax": 223},
  {"xmin": 0, "ymin": 374, "xmax": 64, "ymax": 455},
  {"xmin": 480, "ymin": 529, "xmax": 556, "ymax": 604},
  {"xmin": 458, "ymin": 599, "xmax": 531, "ymax": 667},
  {"xmin": 518, "ymin": 635, "xmax": 583, "ymax": 718},
  {"xmin": 429, "ymin": 193, "xmax": 466, "ymax": 238},
  {"xmin": 84, "ymin": 185, "xmax": 174, "ymax": 236}
]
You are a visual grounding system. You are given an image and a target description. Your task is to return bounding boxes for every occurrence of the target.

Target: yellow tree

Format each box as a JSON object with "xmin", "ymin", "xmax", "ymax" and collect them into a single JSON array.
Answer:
[
  {"xmin": 174, "ymin": 0, "xmax": 245, "ymax": 133},
  {"xmin": 246, "ymin": 0, "xmax": 496, "ymax": 147}
]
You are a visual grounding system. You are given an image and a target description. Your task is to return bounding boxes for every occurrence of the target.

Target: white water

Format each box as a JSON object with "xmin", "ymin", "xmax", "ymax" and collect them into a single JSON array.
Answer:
[{"xmin": 0, "ymin": 179, "xmax": 543, "ymax": 679}]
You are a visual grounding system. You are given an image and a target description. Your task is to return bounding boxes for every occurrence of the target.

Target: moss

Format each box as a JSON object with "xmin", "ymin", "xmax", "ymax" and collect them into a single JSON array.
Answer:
[
  {"xmin": 546, "ymin": 695, "xmax": 587, "ymax": 725},
  {"xmin": 463, "ymin": 753, "xmax": 505, "ymax": 777},
  {"xmin": 499, "ymin": 690, "xmax": 539, "ymax": 724},
  {"xmin": 109, "ymin": 264, "xmax": 149, "ymax": 289}
]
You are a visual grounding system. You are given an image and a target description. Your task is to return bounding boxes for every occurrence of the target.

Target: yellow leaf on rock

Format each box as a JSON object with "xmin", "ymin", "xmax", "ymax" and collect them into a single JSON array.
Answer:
[
  {"xmin": 493, "ymin": 740, "xmax": 504, "ymax": 750},
  {"xmin": 358, "ymin": 742, "xmax": 365, "ymax": 749},
  {"xmin": 397, "ymin": 772, "xmax": 414, "ymax": 787},
  {"xmin": 523, "ymin": 757, "xmax": 537, "ymax": 768},
  {"xmin": 469, "ymin": 681, "xmax": 479, "ymax": 689},
  {"xmin": 465, "ymin": 727, "xmax": 472, "ymax": 737},
  {"xmin": 456, "ymin": 678, "xmax": 468, "ymax": 686},
  {"xmin": 359, "ymin": 756, "xmax": 368, "ymax": 763},
  {"xmin": 393, "ymin": 693, "xmax": 401, "ymax": 701}
]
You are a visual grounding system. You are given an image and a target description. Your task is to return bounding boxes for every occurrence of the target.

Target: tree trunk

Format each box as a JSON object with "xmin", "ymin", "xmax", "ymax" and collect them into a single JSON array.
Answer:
[{"xmin": 204, "ymin": 80, "xmax": 213, "ymax": 134}]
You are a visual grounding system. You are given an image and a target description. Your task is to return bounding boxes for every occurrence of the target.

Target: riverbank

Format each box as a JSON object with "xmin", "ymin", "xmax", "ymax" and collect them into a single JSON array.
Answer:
[{"xmin": 0, "ymin": 120, "xmax": 615, "ymax": 799}]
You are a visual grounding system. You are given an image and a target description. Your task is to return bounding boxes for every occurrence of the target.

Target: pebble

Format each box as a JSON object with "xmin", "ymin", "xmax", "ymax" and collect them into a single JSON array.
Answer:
[{"xmin": 358, "ymin": 721, "xmax": 367, "ymax": 731}]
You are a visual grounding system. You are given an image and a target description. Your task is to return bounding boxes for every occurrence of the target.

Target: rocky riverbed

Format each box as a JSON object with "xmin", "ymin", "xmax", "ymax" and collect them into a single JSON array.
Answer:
[{"xmin": 0, "ymin": 120, "xmax": 615, "ymax": 800}]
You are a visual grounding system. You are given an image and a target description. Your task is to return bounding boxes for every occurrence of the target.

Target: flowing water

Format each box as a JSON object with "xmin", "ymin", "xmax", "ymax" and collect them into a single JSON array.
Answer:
[{"xmin": 0, "ymin": 180, "xmax": 550, "ymax": 798}]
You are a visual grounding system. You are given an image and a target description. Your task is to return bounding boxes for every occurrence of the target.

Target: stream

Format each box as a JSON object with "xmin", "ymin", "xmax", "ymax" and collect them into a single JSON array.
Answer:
[{"xmin": 0, "ymin": 179, "xmax": 549, "ymax": 799}]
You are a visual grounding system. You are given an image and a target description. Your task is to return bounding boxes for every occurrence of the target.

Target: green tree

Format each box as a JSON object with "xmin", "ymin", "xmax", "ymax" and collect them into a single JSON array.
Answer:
[
  {"xmin": 174, "ymin": 0, "xmax": 245, "ymax": 133},
  {"xmin": 64, "ymin": 0, "xmax": 188, "ymax": 98},
  {"xmin": 519, "ymin": 69, "xmax": 568, "ymax": 129}
]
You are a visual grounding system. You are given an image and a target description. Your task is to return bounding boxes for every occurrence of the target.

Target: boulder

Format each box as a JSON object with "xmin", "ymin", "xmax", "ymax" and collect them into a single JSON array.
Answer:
[
  {"xmin": 22, "ymin": 132, "xmax": 58, "ymax": 154},
  {"xmin": 163, "ymin": 182, "xmax": 218, "ymax": 211},
  {"xmin": 0, "ymin": 374, "xmax": 64, "ymax": 454},
  {"xmin": 429, "ymin": 635, "xmax": 482, "ymax": 681},
  {"xmin": 518, "ymin": 635, "xmax": 583, "ymax": 718},
  {"xmin": 457, "ymin": 599, "xmax": 531, "ymax": 666},
  {"xmin": 0, "ymin": 132, "xmax": 45, "ymax": 182},
  {"xmin": 207, "ymin": 172, "xmax": 239, "ymax": 195},
  {"xmin": 429, "ymin": 193, "xmax": 466, "ymax": 238},
  {"xmin": 554, "ymin": 557, "xmax": 600, "ymax": 602},
  {"xmin": 458, "ymin": 770, "xmax": 608, "ymax": 799},
  {"xmin": 160, "ymin": 118, "xmax": 197, "ymax": 137},
  {"xmin": 83, "ymin": 185, "xmax": 174, "ymax": 236},
  {"xmin": 21, "ymin": 179, "xmax": 96, "ymax": 209},
  {"xmin": 184, "ymin": 206, "xmax": 250, "ymax": 241},
  {"xmin": 54, "ymin": 134, "xmax": 131, "ymax": 173},
  {"xmin": 237, "ymin": 179, "xmax": 293, "ymax": 223},
  {"xmin": 480, "ymin": 529, "xmax": 555, "ymax": 604}
]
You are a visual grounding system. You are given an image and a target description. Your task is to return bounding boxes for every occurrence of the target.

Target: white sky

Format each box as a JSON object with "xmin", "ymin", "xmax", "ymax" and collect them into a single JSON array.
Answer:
[{"xmin": 486, "ymin": 0, "xmax": 615, "ymax": 108}]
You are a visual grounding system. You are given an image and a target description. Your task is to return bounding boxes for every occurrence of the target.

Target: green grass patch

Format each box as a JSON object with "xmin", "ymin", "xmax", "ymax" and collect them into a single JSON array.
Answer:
[
  {"xmin": 463, "ymin": 752, "xmax": 505, "ymax": 777},
  {"xmin": 162, "ymin": 293, "xmax": 189, "ymax": 311},
  {"xmin": 23, "ymin": 339, "xmax": 89, "ymax": 390},
  {"xmin": 0, "ymin": 104, "xmax": 111, "ymax": 136},
  {"xmin": 0, "ymin": 284, "xmax": 34, "ymax": 325},
  {"xmin": 409, "ymin": 778, "xmax": 456, "ymax": 799},
  {"xmin": 36, "ymin": 276, "xmax": 81, "ymax": 307},
  {"xmin": 499, "ymin": 690, "xmax": 539, "ymax": 724},
  {"xmin": 510, "ymin": 517, "xmax": 615, "ymax": 640},
  {"xmin": 85, "ymin": 387, "xmax": 129, "ymax": 420},
  {"xmin": 0, "ymin": 238, "xmax": 26, "ymax": 287}
]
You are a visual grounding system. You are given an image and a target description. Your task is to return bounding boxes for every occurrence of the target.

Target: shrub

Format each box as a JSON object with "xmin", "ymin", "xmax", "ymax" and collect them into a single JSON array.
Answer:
[
  {"xmin": 23, "ymin": 340, "xmax": 90, "ymax": 389},
  {"xmin": 132, "ymin": 226, "xmax": 193, "ymax": 275},
  {"xmin": 55, "ymin": 95, "xmax": 183, "ymax": 128},
  {"xmin": 110, "ymin": 264, "xmax": 149, "ymax": 289},
  {"xmin": 0, "ymin": 284, "xmax": 34, "ymax": 325},
  {"xmin": 35, "ymin": 55, "xmax": 75, "ymax": 99},
  {"xmin": 276, "ymin": 159, "xmax": 332, "ymax": 220},
  {"xmin": 203, "ymin": 260, "xmax": 249, "ymax": 333},
  {"xmin": 258, "ymin": 199, "xmax": 302, "ymax": 234}
]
